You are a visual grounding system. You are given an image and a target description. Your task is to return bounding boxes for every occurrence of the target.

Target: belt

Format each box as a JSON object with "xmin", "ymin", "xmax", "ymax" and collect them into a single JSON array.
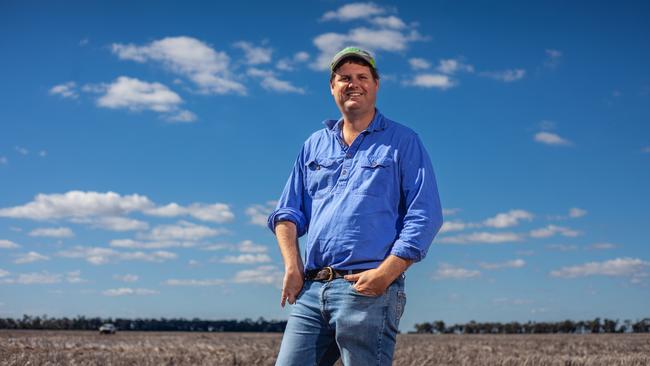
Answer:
[{"xmin": 304, "ymin": 266, "xmax": 368, "ymax": 282}]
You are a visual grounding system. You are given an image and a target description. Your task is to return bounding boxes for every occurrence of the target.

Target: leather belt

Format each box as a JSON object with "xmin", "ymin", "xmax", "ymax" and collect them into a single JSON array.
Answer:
[{"xmin": 304, "ymin": 266, "xmax": 368, "ymax": 281}]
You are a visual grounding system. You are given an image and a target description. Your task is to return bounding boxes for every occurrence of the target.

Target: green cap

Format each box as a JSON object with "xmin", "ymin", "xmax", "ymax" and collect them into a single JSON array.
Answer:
[{"xmin": 330, "ymin": 47, "xmax": 377, "ymax": 75}]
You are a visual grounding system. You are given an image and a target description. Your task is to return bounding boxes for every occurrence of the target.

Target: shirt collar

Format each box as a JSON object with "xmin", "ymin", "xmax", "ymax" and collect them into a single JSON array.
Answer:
[{"xmin": 323, "ymin": 109, "xmax": 387, "ymax": 135}]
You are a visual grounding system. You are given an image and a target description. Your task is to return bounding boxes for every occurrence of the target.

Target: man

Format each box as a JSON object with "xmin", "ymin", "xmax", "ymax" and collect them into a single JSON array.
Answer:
[{"xmin": 267, "ymin": 47, "xmax": 443, "ymax": 366}]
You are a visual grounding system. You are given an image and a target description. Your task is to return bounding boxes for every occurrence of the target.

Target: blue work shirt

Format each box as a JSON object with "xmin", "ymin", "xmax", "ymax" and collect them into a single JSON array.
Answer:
[{"xmin": 267, "ymin": 110, "xmax": 443, "ymax": 271}]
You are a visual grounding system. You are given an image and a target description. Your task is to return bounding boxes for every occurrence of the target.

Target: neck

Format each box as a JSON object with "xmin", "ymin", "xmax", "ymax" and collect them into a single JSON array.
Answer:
[{"xmin": 342, "ymin": 108, "xmax": 376, "ymax": 134}]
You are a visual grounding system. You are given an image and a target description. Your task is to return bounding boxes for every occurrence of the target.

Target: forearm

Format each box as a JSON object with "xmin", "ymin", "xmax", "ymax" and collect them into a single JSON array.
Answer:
[
  {"xmin": 376, "ymin": 255, "xmax": 412, "ymax": 283},
  {"xmin": 275, "ymin": 221, "xmax": 304, "ymax": 273}
]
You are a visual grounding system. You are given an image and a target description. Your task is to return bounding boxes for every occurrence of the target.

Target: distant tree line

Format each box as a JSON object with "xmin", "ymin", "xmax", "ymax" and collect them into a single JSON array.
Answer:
[
  {"xmin": 0, "ymin": 315, "xmax": 287, "ymax": 332},
  {"xmin": 3, "ymin": 315, "xmax": 650, "ymax": 334},
  {"xmin": 412, "ymin": 318, "xmax": 650, "ymax": 334}
]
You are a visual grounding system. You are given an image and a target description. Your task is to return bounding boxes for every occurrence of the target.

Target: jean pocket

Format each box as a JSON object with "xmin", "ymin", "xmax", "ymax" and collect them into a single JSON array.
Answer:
[{"xmin": 349, "ymin": 282, "xmax": 382, "ymax": 298}]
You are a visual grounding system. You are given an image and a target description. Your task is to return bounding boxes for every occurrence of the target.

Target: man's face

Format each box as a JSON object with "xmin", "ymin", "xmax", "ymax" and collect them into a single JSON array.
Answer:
[{"xmin": 330, "ymin": 61, "xmax": 379, "ymax": 116}]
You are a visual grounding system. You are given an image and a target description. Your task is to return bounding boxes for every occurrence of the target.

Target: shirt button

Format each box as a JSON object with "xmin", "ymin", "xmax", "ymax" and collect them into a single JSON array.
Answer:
[
  {"xmin": 346, "ymin": 154, "xmax": 352, "ymax": 158},
  {"xmin": 342, "ymin": 170, "xmax": 347, "ymax": 175}
]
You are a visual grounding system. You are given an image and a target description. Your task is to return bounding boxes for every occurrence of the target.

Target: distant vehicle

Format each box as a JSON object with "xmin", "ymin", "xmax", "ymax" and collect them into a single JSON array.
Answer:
[{"xmin": 99, "ymin": 323, "xmax": 117, "ymax": 334}]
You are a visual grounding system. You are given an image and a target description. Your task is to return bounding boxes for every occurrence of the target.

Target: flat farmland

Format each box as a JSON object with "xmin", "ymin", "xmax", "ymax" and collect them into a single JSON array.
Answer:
[{"xmin": 1, "ymin": 330, "xmax": 649, "ymax": 365}]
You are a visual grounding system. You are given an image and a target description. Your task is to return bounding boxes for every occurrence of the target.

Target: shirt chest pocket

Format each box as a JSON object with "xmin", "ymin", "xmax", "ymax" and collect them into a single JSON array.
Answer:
[
  {"xmin": 304, "ymin": 157, "xmax": 341, "ymax": 198},
  {"xmin": 354, "ymin": 155, "xmax": 395, "ymax": 196}
]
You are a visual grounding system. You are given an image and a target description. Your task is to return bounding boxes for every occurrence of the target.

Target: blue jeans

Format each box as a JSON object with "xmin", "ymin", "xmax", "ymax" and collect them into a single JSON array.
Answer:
[{"xmin": 275, "ymin": 274, "xmax": 406, "ymax": 366}]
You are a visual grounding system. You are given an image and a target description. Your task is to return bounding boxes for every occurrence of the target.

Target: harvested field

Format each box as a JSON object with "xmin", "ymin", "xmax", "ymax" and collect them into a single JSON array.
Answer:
[{"xmin": 1, "ymin": 330, "xmax": 649, "ymax": 365}]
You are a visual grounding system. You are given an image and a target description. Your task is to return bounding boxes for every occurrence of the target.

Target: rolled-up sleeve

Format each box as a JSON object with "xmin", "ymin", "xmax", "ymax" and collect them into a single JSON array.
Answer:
[
  {"xmin": 390, "ymin": 134, "xmax": 443, "ymax": 262},
  {"xmin": 267, "ymin": 147, "xmax": 309, "ymax": 237}
]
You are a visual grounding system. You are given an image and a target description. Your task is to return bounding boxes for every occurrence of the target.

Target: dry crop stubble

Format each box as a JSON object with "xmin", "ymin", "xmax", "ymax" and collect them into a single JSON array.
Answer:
[{"xmin": 1, "ymin": 331, "xmax": 649, "ymax": 365}]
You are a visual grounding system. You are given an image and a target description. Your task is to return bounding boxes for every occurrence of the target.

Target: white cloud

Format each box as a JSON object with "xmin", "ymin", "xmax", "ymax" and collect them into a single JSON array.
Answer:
[
  {"xmin": 233, "ymin": 41, "xmax": 272, "ymax": 65},
  {"xmin": 260, "ymin": 75, "xmax": 306, "ymax": 94},
  {"xmin": 370, "ymin": 15, "xmax": 406, "ymax": 29},
  {"xmin": 15, "ymin": 251, "xmax": 49, "ymax": 264},
  {"xmin": 0, "ymin": 269, "xmax": 9, "ymax": 277},
  {"xmin": 408, "ymin": 58, "xmax": 430, "ymax": 70},
  {"xmin": 439, "ymin": 220, "xmax": 468, "ymax": 234},
  {"xmin": 479, "ymin": 259, "xmax": 526, "ymax": 270},
  {"xmin": 438, "ymin": 232, "xmax": 522, "ymax": 244},
  {"xmin": 544, "ymin": 49, "xmax": 562, "ymax": 68},
  {"xmin": 294, "ymin": 52, "xmax": 310, "ymax": 62},
  {"xmin": 245, "ymin": 201, "xmax": 276, "ymax": 227},
  {"xmin": 569, "ymin": 207, "xmax": 587, "ymax": 218},
  {"xmin": 642, "ymin": 146, "xmax": 650, "ymax": 153},
  {"xmin": 407, "ymin": 74, "xmax": 456, "ymax": 89},
  {"xmin": 188, "ymin": 259, "xmax": 201, "ymax": 267},
  {"xmin": 436, "ymin": 59, "xmax": 474, "ymax": 75},
  {"xmin": 110, "ymin": 238, "xmax": 196, "ymax": 249},
  {"xmin": 433, "ymin": 263, "xmax": 481, "ymax": 280},
  {"xmin": 443, "ymin": 208, "xmax": 461, "ymax": 216},
  {"xmin": 588, "ymin": 242, "xmax": 617, "ymax": 250},
  {"xmin": 39, "ymin": 150, "xmax": 47, "ymax": 157},
  {"xmin": 233, "ymin": 265, "xmax": 283, "ymax": 287},
  {"xmin": 167, "ymin": 110, "xmax": 197, "ymax": 123},
  {"xmin": 113, "ymin": 274, "xmax": 139, "ymax": 283},
  {"xmin": 144, "ymin": 202, "xmax": 234, "ymax": 223},
  {"xmin": 140, "ymin": 221, "xmax": 225, "ymax": 242},
  {"xmin": 89, "ymin": 217, "xmax": 149, "ymax": 232},
  {"xmin": 14, "ymin": 272, "xmax": 61, "ymax": 284},
  {"xmin": 246, "ymin": 68, "xmax": 305, "ymax": 94},
  {"xmin": 238, "ymin": 240, "xmax": 268, "ymax": 253},
  {"xmin": 28, "ymin": 227, "xmax": 74, "ymax": 238},
  {"xmin": 479, "ymin": 69, "xmax": 526, "ymax": 82},
  {"xmin": 530, "ymin": 225, "xmax": 580, "ymax": 238},
  {"xmin": 321, "ymin": 2, "xmax": 386, "ymax": 22},
  {"xmin": 276, "ymin": 52, "xmax": 310, "ymax": 71},
  {"xmin": 164, "ymin": 278, "xmax": 224, "ymax": 286},
  {"xmin": 102, "ymin": 287, "xmax": 159, "ymax": 296},
  {"xmin": 0, "ymin": 156, "xmax": 7, "ymax": 165},
  {"xmin": 15, "ymin": 146, "xmax": 29, "ymax": 155},
  {"xmin": 58, "ymin": 246, "xmax": 176, "ymax": 265},
  {"xmin": 312, "ymin": 27, "xmax": 424, "ymax": 70},
  {"xmin": 49, "ymin": 82, "xmax": 78, "ymax": 99},
  {"xmin": 0, "ymin": 191, "xmax": 153, "ymax": 221},
  {"xmin": 484, "ymin": 210, "xmax": 533, "ymax": 228},
  {"xmin": 550, "ymin": 258, "xmax": 649, "ymax": 278},
  {"xmin": 219, "ymin": 253, "xmax": 272, "ymax": 264},
  {"xmin": 0, "ymin": 270, "xmax": 85, "ymax": 285},
  {"xmin": 200, "ymin": 243, "xmax": 234, "ymax": 251},
  {"xmin": 199, "ymin": 240, "xmax": 267, "ymax": 253},
  {"xmin": 65, "ymin": 270, "xmax": 87, "ymax": 283},
  {"xmin": 96, "ymin": 76, "xmax": 196, "ymax": 122},
  {"xmin": 96, "ymin": 77, "xmax": 182, "ymax": 112},
  {"xmin": 534, "ymin": 131, "xmax": 572, "ymax": 146},
  {"xmin": 112, "ymin": 36, "xmax": 246, "ymax": 95},
  {"xmin": 0, "ymin": 240, "xmax": 20, "ymax": 249}
]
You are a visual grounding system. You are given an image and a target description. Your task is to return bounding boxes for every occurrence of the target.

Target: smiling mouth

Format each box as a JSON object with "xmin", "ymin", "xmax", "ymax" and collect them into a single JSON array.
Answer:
[{"xmin": 346, "ymin": 92, "xmax": 363, "ymax": 97}]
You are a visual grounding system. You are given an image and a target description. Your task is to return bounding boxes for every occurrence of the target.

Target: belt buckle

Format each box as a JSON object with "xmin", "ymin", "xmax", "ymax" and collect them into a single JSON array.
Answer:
[{"xmin": 324, "ymin": 266, "xmax": 334, "ymax": 281}]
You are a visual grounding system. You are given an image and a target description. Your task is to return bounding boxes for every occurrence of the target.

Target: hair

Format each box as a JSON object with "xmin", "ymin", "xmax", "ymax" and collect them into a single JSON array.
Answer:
[{"xmin": 330, "ymin": 56, "xmax": 380, "ymax": 84}]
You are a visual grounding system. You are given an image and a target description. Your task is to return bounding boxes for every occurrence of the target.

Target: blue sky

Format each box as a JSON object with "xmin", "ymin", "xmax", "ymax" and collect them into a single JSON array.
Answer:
[{"xmin": 1, "ymin": 0, "xmax": 649, "ymax": 331}]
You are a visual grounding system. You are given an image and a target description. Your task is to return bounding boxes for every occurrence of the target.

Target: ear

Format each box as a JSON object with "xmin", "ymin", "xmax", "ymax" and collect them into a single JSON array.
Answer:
[{"xmin": 330, "ymin": 80, "xmax": 335, "ymax": 96}]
